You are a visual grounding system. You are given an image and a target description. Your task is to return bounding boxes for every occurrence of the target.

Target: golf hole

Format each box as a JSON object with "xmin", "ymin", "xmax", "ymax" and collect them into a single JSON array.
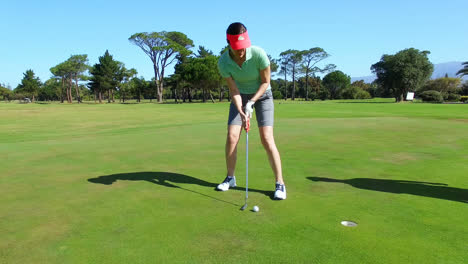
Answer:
[{"xmin": 341, "ymin": 220, "xmax": 357, "ymax": 227}]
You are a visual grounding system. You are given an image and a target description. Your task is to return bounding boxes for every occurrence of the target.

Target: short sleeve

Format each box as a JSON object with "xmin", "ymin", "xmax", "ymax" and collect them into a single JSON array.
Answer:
[
  {"xmin": 256, "ymin": 47, "xmax": 270, "ymax": 70},
  {"xmin": 218, "ymin": 57, "xmax": 231, "ymax": 78}
]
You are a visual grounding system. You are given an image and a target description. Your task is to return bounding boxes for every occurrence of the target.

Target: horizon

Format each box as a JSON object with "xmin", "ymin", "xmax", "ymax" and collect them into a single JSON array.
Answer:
[{"xmin": 1, "ymin": 0, "xmax": 468, "ymax": 88}]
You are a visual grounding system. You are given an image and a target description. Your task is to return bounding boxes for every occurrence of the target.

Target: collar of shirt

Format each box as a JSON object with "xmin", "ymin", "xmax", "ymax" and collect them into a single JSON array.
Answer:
[{"xmin": 227, "ymin": 47, "xmax": 252, "ymax": 67}]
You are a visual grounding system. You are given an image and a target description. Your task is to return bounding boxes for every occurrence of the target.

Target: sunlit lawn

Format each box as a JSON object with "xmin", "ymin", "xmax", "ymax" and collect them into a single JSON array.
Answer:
[{"xmin": 1, "ymin": 99, "xmax": 467, "ymax": 263}]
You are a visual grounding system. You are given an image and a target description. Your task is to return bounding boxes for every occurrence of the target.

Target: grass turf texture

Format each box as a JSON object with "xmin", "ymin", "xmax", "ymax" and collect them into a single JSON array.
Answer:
[{"xmin": 1, "ymin": 99, "xmax": 467, "ymax": 264}]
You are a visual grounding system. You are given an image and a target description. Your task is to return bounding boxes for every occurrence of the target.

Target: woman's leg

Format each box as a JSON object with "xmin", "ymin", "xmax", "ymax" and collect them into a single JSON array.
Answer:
[
  {"xmin": 258, "ymin": 126, "xmax": 284, "ymax": 184},
  {"xmin": 226, "ymin": 125, "xmax": 243, "ymax": 176}
]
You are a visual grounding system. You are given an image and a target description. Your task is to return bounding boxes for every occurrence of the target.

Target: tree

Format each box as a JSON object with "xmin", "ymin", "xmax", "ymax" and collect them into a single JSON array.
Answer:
[
  {"xmin": 271, "ymin": 78, "xmax": 288, "ymax": 100},
  {"xmin": 279, "ymin": 49, "xmax": 302, "ymax": 100},
  {"xmin": 0, "ymin": 85, "xmax": 13, "ymax": 102},
  {"xmin": 50, "ymin": 55, "xmax": 89, "ymax": 104},
  {"xmin": 297, "ymin": 76, "xmax": 322, "ymax": 100},
  {"xmin": 50, "ymin": 57, "xmax": 86, "ymax": 104},
  {"xmin": 129, "ymin": 77, "xmax": 149, "ymax": 103},
  {"xmin": 129, "ymin": 31, "xmax": 194, "ymax": 102},
  {"xmin": 351, "ymin": 80, "xmax": 370, "ymax": 91},
  {"xmin": 456, "ymin": 61, "xmax": 468, "ymax": 77},
  {"xmin": 300, "ymin": 48, "xmax": 336, "ymax": 100},
  {"xmin": 50, "ymin": 61, "xmax": 72, "ymax": 103},
  {"xmin": 268, "ymin": 55, "xmax": 279, "ymax": 73},
  {"xmin": 318, "ymin": 86, "xmax": 330, "ymax": 100},
  {"xmin": 176, "ymin": 55, "xmax": 221, "ymax": 103},
  {"xmin": 15, "ymin": 70, "xmax": 41, "ymax": 102},
  {"xmin": 38, "ymin": 78, "xmax": 60, "ymax": 101},
  {"xmin": 278, "ymin": 55, "xmax": 289, "ymax": 99},
  {"xmin": 371, "ymin": 48, "xmax": 433, "ymax": 102},
  {"xmin": 88, "ymin": 50, "xmax": 122, "ymax": 103},
  {"xmin": 67, "ymin": 55, "xmax": 90, "ymax": 103},
  {"xmin": 270, "ymin": 78, "xmax": 283, "ymax": 99},
  {"xmin": 322, "ymin": 71, "xmax": 351, "ymax": 99},
  {"xmin": 219, "ymin": 45, "xmax": 230, "ymax": 56},
  {"xmin": 196, "ymin": 46, "xmax": 214, "ymax": 58},
  {"xmin": 118, "ymin": 67, "xmax": 138, "ymax": 103},
  {"xmin": 418, "ymin": 77, "xmax": 461, "ymax": 100},
  {"xmin": 461, "ymin": 81, "xmax": 468, "ymax": 96},
  {"xmin": 309, "ymin": 77, "xmax": 323, "ymax": 100},
  {"xmin": 340, "ymin": 85, "xmax": 372, "ymax": 99}
]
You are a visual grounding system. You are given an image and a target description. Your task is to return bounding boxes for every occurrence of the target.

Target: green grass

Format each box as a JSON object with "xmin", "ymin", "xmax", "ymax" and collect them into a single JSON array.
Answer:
[{"xmin": 1, "ymin": 99, "xmax": 467, "ymax": 264}]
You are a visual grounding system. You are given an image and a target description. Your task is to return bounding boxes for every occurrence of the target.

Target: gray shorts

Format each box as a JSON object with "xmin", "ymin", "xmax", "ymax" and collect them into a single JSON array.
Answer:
[{"xmin": 228, "ymin": 90, "xmax": 274, "ymax": 127}]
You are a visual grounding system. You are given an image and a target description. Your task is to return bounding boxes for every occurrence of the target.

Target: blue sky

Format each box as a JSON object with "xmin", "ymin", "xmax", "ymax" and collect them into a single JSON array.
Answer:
[{"xmin": 1, "ymin": 0, "xmax": 467, "ymax": 88}]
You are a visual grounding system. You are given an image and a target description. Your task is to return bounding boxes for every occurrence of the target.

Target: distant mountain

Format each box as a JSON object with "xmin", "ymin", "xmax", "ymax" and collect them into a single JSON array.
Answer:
[
  {"xmin": 351, "ymin": 61, "xmax": 468, "ymax": 83},
  {"xmin": 431, "ymin": 61, "xmax": 467, "ymax": 79},
  {"xmin": 351, "ymin": 75, "xmax": 376, "ymax": 83}
]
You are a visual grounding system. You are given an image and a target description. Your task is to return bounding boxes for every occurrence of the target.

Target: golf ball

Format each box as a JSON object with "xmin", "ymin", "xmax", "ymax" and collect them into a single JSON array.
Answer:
[{"xmin": 253, "ymin": 205, "xmax": 259, "ymax": 212}]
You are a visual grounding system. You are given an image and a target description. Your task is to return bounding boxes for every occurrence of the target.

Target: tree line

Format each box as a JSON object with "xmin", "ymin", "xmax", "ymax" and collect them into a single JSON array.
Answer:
[{"xmin": 2, "ymin": 30, "xmax": 468, "ymax": 104}]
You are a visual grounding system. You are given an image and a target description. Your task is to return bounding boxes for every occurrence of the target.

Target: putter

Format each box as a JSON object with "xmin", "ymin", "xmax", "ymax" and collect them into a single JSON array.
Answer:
[{"xmin": 240, "ymin": 119, "xmax": 250, "ymax": 211}]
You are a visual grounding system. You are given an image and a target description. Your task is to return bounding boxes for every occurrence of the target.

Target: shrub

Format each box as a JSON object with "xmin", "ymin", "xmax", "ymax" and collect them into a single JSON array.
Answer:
[
  {"xmin": 461, "ymin": 82, "xmax": 468, "ymax": 96},
  {"xmin": 420, "ymin": 90, "xmax": 444, "ymax": 103},
  {"xmin": 340, "ymin": 86, "xmax": 372, "ymax": 99},
  {"xmin": 446, "ymin": 93, "xmax": 461, "ymax": 102},
  {"xmin": 420, "ymin": 78, "xmax": 461, "ymax": 94},
  {"xmin": 355, "ymin": 89, "xmax": 372, "ymax": 99},
  {"xmin": 460, "ymin": 96, "xmax": 468, "ymax": 103},
  {"xmin": 308, "ymin": 92, "xmax": 317, "ymax": 101},
  {"xmin": 272, "ymin": 90, "xmax": 283, "ymax": 100},
  {"xmin": 318, "ymin": 88, "xmax": 330, "ymax": 100},
  {"xmin": 339, "ymin": 86, "xmax": 359, "ymax": 99}
]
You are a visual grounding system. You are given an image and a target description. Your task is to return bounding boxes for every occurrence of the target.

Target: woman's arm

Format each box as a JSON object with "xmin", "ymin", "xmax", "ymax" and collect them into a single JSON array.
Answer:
[
  {"xmin": 226, "ymin": 77, "xmax": 248, "ymax": 120},
  {"xmin": 250, "ymin": 65, "xmax": 271, "ymax": 102}
]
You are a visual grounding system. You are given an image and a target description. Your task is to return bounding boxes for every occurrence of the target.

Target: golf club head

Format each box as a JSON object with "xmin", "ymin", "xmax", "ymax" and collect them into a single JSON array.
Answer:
[{"xmin": 240, "ymin": 203, "xmax": 248, "ymax": 211}]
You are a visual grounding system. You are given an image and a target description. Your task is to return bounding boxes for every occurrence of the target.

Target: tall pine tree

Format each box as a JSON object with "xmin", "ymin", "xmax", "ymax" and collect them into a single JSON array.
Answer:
[
  {"xmin": 88, "ymin": 50, "xmax": 123, "ymax": 103},
  {"xmin": 16, "ymin": 70, "xmax": 41, "ymax": 102}
]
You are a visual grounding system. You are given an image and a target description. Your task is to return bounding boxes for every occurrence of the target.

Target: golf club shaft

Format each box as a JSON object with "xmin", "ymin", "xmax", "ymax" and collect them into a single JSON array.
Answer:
[{"xmin": 246, "ymin": 130, "xmax": 248, "ymax": 203}]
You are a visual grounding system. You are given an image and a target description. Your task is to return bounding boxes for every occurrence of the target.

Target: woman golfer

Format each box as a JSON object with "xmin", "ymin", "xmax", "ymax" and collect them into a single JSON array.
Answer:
[{"xmin": 216, "ymin": 22, "xmax": 286, "ymax": 200}]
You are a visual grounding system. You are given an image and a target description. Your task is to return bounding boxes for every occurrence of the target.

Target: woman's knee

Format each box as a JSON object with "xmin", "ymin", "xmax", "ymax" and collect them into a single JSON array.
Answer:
[
  {"xmin": 260, "ymin": 133, "xmax": 275, "ymax": 149},
  {"xmin": 227, "ymin": 132, "xmax": 240, "ymax": 145}
]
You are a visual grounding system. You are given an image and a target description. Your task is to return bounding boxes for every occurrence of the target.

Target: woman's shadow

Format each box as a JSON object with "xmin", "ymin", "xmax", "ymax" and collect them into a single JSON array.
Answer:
[
  {"xmin": 88, "ymin": 172, "xmax": 275, "ymax": 202},
  {"xmin": 307, "ymin": 177, "xmax": 468, "ymax": 204}
]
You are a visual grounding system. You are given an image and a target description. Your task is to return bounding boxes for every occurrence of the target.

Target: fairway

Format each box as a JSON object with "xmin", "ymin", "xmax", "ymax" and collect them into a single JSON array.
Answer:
[{"xmin": 1, "ymin": 100, "xmax": 467, "ymax": 264}]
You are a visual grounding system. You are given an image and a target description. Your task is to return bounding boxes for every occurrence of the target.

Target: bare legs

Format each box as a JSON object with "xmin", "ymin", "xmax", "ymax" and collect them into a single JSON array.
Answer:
[
  {"xmin": 258, "ymin": 126, "xmax": 284, "ymax": 184},
  {"xmin": 225, "ymin": 125, "xmax": 242, "ymax": 176},
  {"xmin": 225, "ymin": 125, "xmax": 283, "ymax": 184}
]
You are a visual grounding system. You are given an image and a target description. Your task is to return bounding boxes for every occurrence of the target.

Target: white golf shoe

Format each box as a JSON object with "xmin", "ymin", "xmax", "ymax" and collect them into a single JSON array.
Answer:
[
  {"xmin": 216, "ymin": 176, "xmax": 236, "ymax": 191},
  {"xmin": 274, "ymin": 183, "xmax": 286, "ymax": 200}
]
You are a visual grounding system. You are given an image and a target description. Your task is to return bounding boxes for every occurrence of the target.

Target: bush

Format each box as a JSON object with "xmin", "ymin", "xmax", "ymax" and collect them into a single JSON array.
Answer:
[
  {"xmin": 355, "ymin": 89, "xmax": 372, "ymax": 99},
  {"xmin": 420, "ymin": 78, "xmax": 461, "ymax": 94},
  {"xmin": 460, "ymin": 96, "xmax": 468, "ymax": 103},
  {"xmin": 339, "ymin": 86, "xmax": 358, "ymax": 99},
  {"xmin": 446, "ymin": 93, "xmax": 461, "ymax": 102},
  {"xmin": 308, "ymin": 92, "xmax": 317, "ymax": 101},
  {"xmin": 272, "ymin": 90, "xmax": 283, "ymax": 100},
  {"xmin": 461, "ymin": 82, "xmax": 468, "ymax": 95},
  {"xmin": 340, "ymin": 86, "xmax": 372, "ymax": 99},
  {"xmin": 318, "ymin": 88, "xmax": 330, "ymax": 100},
  {"xmin": 420, "ymin": 90, "xmax": 444, "ymax": 103}
]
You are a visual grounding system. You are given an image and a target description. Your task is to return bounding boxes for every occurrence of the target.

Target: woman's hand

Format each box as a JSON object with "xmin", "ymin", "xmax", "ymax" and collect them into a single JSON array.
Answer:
[
  {"xmin": 245, "ymin": 100, "xmax": 254, "ymax": 118},
  {"xmin": 240, "ymin": 112, "xmax": 250, "ymax": 130}
]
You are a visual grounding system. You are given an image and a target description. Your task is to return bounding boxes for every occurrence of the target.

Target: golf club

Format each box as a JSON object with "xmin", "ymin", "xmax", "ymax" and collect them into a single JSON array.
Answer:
[{"xmin": 240, "ymin": 118, "xmax": 250, "ymax": 211}]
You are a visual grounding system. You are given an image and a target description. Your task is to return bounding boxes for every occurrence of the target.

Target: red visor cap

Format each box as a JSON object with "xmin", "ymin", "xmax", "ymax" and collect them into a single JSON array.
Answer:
[{"xmin": 227, "ymin": 31, "xmax": 251, "ymax": 50}]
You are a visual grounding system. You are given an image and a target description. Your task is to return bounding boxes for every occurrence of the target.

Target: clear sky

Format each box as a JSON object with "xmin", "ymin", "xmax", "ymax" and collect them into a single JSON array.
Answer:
[{"xmin": 1, "ymin": 0, "xmax": 467, "ymax": 88}]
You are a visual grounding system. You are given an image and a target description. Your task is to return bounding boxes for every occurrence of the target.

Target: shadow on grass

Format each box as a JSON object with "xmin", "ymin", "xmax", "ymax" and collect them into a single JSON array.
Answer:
[
  {"xmin": 336, "ymin": 101, "xmax": 395, "ymax": 104},
  {"xmin": 88, "ymin": 172, "xmax": 275, "ymax": 206},
  {"xmin": 307, "ymin": 177, "xmax": 468, "ymax": 203}
]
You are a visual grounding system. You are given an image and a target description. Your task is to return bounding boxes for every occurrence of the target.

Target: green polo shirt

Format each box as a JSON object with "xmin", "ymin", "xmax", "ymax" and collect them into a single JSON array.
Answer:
[{"xmin": 218, "ymin": 46, "xmax": 271, "ymax": 94}]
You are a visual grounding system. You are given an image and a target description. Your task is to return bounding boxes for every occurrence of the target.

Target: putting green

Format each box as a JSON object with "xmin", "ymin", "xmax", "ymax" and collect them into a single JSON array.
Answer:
[{"xmin": 1, "ymin": 100, "xmax": 467, "ymax": 263}]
